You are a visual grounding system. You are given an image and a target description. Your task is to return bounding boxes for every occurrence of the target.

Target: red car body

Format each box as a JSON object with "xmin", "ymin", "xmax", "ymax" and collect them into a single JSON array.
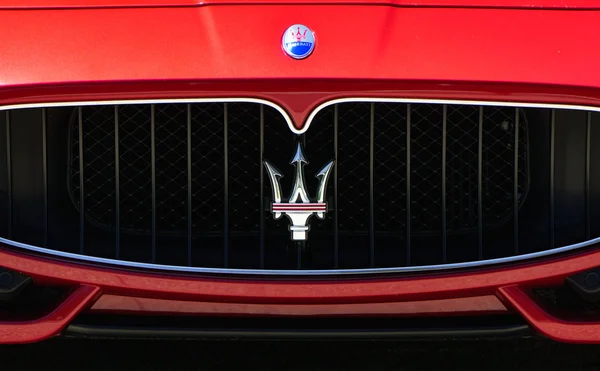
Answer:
[{"xmin": 1, "ymin": 0, "xmax": 600, "ymax": 344}]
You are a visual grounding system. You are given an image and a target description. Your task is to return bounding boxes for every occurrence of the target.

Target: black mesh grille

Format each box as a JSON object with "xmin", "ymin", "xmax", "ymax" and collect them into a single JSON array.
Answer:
[
  {"xmin": 303, "ymin": 103, "xmax": 528, "ymax": 236},
  {"xmin": 446, "ymin": 105, "xmax": 479, "ymax": 232},
  {"xmin": 2, "ymin": 100, "xmax": 598, "ymax": 272}
]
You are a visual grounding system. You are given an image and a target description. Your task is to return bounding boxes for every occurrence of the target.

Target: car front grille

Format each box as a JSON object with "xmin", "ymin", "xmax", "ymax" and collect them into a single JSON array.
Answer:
[{"xmin": 0, "ymin": 100, "xmax": 598, "ymax": 273}]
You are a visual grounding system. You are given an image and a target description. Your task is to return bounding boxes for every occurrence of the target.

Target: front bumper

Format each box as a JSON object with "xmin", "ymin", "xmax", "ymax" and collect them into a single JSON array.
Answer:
[{"xmin": 0, "ymin": 242, "xmax": 597, "ymax": 343}]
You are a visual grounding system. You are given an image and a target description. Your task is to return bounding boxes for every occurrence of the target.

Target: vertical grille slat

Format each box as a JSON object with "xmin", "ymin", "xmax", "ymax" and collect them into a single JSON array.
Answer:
[
  {"xmin": 477, "ymin": 107, "xmax": 484, "ymax": 260},
  {"xmin": 114, "ymin": 106, "xmax": 120, "ymax": 258},
  {"xmin": 150, "ymin": 104, "xmax": 157, "ymax": 263},
  {"xmin": 550, "ymin": 109, "xmax": 556, "ymax": 249},
  {"xmin": 223, "ymin": 103, "xmax": 229, "ymax": 268},
  {"xmin": 441, "ymin": 105, "xmax": 448, "ymax": 263},
  {"xmin": 77, "ymin": 107, "xmax": 85, "ymax": 254},
  {"xmin": 259, "ymin": 105, "xmax": 265, "ymax": 269},
  {"xmin": 5, "ymin": 111, "xmax": 11, "ymax": 240},
  {"xmin": 368, "ymin": 103, "xmax": 375, "ymax": 267},
  {"xmin": 406, "ymin": 104, "xmax": 412, "ymax": 265},
  {"xmin": 42, "ymin": 108, "xmax": 48, "ymax": 248},
  {"xmin": 186, "ymin": 104, "xmax": 193, "ymax": 266},
  {"xmin": 333, "ymin": 105, "xmax": 339, "ymax": 269},
  {"xmin": 513, "ymin": 108, "xmax": 520, "ymax": 255},
  {"xmin": 586, "ymin": 112, "xmax": 592, "ymax": 240}
]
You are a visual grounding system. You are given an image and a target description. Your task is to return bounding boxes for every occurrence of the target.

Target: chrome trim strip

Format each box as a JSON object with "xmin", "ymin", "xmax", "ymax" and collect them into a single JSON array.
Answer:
[
  {"xmin": 1, "ymin": 96, "xmax": 600, "ymax": 275},
  {"xmin": 0, "ymin": 98, "xmax": 301, "ymax": 134},
  {"xmin": 302, "ymin": 98, "xmax": 600, "ymax": 133},
  {"xmin": 6, "ymin": 97, "xmax": 600, "ymax": 135},
  {"xmin": 0, "ymin": 235, "xmax": 598, "ymax": 276}
]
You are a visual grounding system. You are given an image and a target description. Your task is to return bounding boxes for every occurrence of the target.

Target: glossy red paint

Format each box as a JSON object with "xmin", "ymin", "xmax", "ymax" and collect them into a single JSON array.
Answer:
[
  {"xmin": 0, "ymin": 245, "xmax": 594, "ymax": 304},
  {"xmin": 1, "ymin": 0, "xmax": 599, "ymax": 9},
  {"xmin": 90, "ymin": 294, "xmax": 508, "ymax": 317},
  {"xmin": 0, "ymin": 285, "xmax": 100, "ymax": 344},
  {"xmin": 0, "ymin": 7, "xmax": 599, "ymax": 104}
]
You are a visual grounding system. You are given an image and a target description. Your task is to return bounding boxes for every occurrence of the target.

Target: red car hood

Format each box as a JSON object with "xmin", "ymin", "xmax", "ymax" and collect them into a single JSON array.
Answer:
[{"xmin": 0, "ymin": 0, "xmax": 598, "ymax": 9}]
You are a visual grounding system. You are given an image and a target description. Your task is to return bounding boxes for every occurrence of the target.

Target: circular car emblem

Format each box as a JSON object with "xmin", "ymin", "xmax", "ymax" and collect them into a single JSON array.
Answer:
[{"xmin": 282, "ymin": 24, "xmax": 315, "ymax": 59}]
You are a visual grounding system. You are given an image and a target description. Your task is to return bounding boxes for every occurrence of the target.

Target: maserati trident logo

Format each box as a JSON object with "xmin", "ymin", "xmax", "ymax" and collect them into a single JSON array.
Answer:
[
  {"xmin": 264, "ymin": 143, "xmax": 334, "ymax": 241},
  {"xmin": 282, "ymin": 24, "xmax": 315, "ymax": 59}
]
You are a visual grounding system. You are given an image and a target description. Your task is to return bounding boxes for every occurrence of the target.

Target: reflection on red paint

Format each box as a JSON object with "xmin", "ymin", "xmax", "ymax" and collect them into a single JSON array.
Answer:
[{"xmin": 91, "ymin": 294, "xmax": 508, "ymax": 317}]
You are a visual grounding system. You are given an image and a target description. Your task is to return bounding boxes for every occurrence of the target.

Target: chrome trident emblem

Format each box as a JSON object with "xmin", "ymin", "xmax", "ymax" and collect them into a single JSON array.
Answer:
[{"xmin": 264, "ymin": 143, "xmax": 334, "ymax": 241}]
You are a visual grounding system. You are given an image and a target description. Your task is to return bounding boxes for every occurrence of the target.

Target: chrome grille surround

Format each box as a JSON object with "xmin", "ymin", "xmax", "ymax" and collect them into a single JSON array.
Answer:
[{"xmin": 0, "ymin": 97, "xmax": 598, "ymax": 275}]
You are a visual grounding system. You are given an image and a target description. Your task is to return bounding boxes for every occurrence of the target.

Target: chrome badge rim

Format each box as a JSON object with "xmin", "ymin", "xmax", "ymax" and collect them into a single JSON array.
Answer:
[{"xmin": 282, "ymin": 24, "xmax": 316, "ymax": 59}]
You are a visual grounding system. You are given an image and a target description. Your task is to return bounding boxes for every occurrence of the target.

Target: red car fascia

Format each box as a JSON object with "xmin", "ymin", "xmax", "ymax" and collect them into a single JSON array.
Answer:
[
  {"xmin": 2, "ymin": 0, "xmax": 600, "ymax": 9},
  {"xmin": 1, "ymin": 244, "xmax": 600, "ymax": 343},
  {"xmin": 0, "ymin": 2, "xmax": 600, "ymax": 344}
]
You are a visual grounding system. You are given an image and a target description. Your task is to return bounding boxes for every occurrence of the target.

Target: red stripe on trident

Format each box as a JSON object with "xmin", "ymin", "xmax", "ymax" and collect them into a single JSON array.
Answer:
[{"xmin": 273, "ymin": 203, "xmax": 327, "ymax": 212}]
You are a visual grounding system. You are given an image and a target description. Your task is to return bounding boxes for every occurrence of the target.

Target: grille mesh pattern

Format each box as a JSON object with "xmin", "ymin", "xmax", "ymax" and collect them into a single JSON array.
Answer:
[
  {"xmin": 154, "ymin": 105, "xmax": 188, "ymax": 231},
  {"xmin": 228, "ymin": 104, "xmax": 261, "ymax": 232},
  {"xmin": 411, "ymin": 104, "xmax": 445, "ymax": 232},
  {"xmin": 118, "ymin": 105, "xmax": 153, "ymax": 232},
  {"xmin": 71, "ymin": 104, "xmax": 228, "ymax": 236},
  {"xmin": 446, "ymin": 106, "xmax": 480, "ymax": 231},
  {"xmin": 337, "ymin": 103, "xmax": 371, "ymax": 231},
  {"xmin": 190, "ymin": 104, "xmax": 225, "ymax": 232},
  {"xmin": 317, "ymin": 103, "xmax": 529, "ymax": 236},
  {"xmin": 66, "ymin": 101, "xmax": 529, "ymax": 269},
  {"xmin": 373, "ymin": 104, "xmax": 407, "ymax": 232},
  {"xmin": 483, "ymin": 108, "xmax": 529, "ymax": 228}
]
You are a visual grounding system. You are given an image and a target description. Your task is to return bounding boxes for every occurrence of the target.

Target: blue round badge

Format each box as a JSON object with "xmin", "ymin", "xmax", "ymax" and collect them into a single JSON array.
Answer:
[{"xmin": 282, "ymin": 24, "xmax": 315, "ymax": 60}]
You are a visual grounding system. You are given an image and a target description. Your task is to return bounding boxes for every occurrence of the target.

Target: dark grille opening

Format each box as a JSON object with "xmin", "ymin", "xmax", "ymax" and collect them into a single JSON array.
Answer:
[
  {"xmin": 0, "ymin": 101, "xmax": 597, "ymax": 272},
  {"xmin": 0, "ymin": 283, "xmax": 67, "ymax": 322},
  {"xmin": 532, "ymin": 286, "xmax": 600, "ymax": 321}
]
